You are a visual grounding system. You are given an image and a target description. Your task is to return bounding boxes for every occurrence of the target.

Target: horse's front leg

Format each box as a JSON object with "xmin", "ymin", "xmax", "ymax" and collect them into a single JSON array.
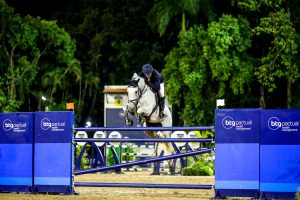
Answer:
[
  {"xmin": 123, "ymin": 107, "xmax": 133, "ymax": 126},
  {"xmin": 137, "ymin": 108, "xmax": 148, "ymax": 122}
]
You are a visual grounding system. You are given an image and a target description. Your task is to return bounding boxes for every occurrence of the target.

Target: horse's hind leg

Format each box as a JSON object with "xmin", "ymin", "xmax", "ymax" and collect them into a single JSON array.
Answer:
[
  {"xmin": 145, "ymin": 130, "xmax": 162, "ymax": 175},
  {"xmin": 145, "ymin": 130, "xmax": 160, "ymax": 139},
  {"xmin": 145, "ymin": 130, "xmax": 175, "ymax": 175},
  {"xmin": 165, "ymin": 143, "xmax": 175, "ymax": 174},
  {"xmin": 158, "ymin": 131, "xmax": 175, "ymax": 174},
  {"xmin": 146, "ymin": 131, "xmax": 167, "ymax": 161},
  {"xmin": 145, "ymin": 130, "xmax": 160, "ymax": 158}
]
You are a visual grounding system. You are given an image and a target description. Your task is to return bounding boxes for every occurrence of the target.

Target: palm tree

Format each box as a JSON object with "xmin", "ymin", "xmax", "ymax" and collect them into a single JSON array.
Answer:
[
  {"xmin": 79, "ymin": 72, "xmax": 100, "ymax": 115},
  {"xmin": 42, "ymin": 59, "xmax": 81, "ymax": 109},
  {"xmin": 148, "ymin": 0, "xmax": 212, "ymax": 36}
]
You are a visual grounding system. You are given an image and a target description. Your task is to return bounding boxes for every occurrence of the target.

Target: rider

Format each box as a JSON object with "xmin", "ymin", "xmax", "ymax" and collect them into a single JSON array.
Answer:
[{"xmin": 138, "ymin": 64, "xmax": 166, "ymax": 118}]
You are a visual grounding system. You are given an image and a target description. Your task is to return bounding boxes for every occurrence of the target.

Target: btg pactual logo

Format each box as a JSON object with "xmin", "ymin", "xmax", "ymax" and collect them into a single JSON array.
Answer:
[
  {"xmin": 41, "ymin": 118, "xmax": 51, "ymax": 130},
  {"xmin": 268, "ymin": 117, "xmax": 281, "ymax": 130},
  {"xmin": 222, "ymin": 116, "xmax": 235, "ymax": 129},
  {"xmin": 267, "ymin": 117, "xmax": 299, "ymax": 131},
  {"xmin": 3, "ymin": 119, "xmax": 14, "ymax": 131}
]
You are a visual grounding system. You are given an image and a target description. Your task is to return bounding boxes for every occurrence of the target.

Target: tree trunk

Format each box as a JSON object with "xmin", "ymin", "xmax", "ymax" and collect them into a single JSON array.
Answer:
[
  {"xmin": 259, "ymin": 85, "xmax": 266, "ymax": 108},
  {"xmin": 287, "ymin": 78, "xmax": 292, "ymax": 108},
  {"xmin": 181, "ymin": 12, "xmax": 186, "ymax": 32},
  {"xmin": 9, "ymin": 79, "xmax": 16, "ymax": 100},
  {"xmin": 78, "ymin": 79, "xmax": 82, "ymax": 112},
  {"xmin": 89, "ymin": 89, "xmax": 97, "ymax": 116}
]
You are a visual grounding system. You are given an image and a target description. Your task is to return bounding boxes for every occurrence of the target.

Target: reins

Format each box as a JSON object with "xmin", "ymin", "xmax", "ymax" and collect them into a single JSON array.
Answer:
[{"xmin": 127, "ymin": 78, "xmax": 159, "ymax": 119}]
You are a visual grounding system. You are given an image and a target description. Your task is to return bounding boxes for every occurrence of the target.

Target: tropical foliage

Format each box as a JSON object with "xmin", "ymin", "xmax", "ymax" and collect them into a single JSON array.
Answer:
[{"xmin": 1, "ymin": 0, "xmax": 300, "ymax": 126}]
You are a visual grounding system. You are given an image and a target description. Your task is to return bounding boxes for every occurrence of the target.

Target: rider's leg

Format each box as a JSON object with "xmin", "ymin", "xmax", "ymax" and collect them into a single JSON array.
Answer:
[{"xmin": 158, "ymin": 83, "xmax": 166, "ymax": 118}]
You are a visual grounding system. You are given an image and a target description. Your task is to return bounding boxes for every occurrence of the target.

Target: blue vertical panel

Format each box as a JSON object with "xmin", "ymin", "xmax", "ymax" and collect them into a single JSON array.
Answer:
[
  {"xmin": 106, "ymin": 108, "xmax": 144, "ymax": 138},
  {"xmin": 0, "ymin": 112, "xmax": 34, "ymax": 193},
  {"xmin": 34, "ymin": 111, "xmax": 74, "ymax": 194},
  {"xmin": 260, "ymin": 109, "xmax": 300, "ymax": 199},
  {"xmin": 215, "ymin": 109, "xmax": 260, "ymax": 198}
]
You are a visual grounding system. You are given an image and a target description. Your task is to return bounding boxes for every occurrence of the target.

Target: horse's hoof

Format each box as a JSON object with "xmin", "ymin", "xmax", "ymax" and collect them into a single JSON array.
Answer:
[
  {"xmin": 169, "ymin": 168, "xmax": 176, "ymax": 175},
  {"xmin": 150, "ymin": 172, "xmax": 160, "ymax": 175},
  {"xmin": 168, "ymin": 170, "xmax": 176, "ymax": 175}
]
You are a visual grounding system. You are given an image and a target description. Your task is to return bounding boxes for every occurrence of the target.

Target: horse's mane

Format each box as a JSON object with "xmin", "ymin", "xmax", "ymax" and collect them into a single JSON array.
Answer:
[{"xmin": 129, "ymin": 73, "xmax": 145, "ymax": 88}]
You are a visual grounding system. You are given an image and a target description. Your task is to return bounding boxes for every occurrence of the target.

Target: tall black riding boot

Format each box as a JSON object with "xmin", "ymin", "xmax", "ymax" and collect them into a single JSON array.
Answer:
[{"xmin": 159, "ymin": 97, "xmax": 166, "ymax": 118}]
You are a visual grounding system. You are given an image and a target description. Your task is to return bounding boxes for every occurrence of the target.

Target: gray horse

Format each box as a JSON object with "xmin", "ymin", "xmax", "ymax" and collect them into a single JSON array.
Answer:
[{"xmin": 124, "ymin": 73, "xmax": 175, "ymax": 174}]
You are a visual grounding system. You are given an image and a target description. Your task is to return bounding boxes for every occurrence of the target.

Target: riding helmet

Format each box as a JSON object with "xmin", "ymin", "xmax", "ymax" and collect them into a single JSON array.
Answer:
[{"xmin": 142, "ymin": 64, "xmax": 153, "ymax": 76}]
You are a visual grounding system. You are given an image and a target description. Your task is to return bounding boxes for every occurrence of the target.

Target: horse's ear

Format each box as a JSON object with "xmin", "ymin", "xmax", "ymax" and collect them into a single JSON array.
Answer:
[
  {"xmin": 128, "ymin": 78, "xmax": 139, "ymax": 87},
  {"xmin": 132, "ymin": 73, "xmax": 137, "ymax": 79},
  {"xmin": 135, "ymin": 78, "xmax": 140, "ymax": 84}
]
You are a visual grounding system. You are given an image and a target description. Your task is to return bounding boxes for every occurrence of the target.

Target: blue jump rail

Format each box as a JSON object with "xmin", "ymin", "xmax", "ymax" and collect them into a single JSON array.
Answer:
[
  {"xmin": 73, "ymin": 126, "xmax": 214, "ymax": 132},
  {"xmin": 74, "ymin": 182, "xmax": 213, "ymax": 189},
  {"xmin": 74, "ymin": 148, "xmax": 212, "ymax": 175},
  {"xmin": 73, "ymin": 138, "xmax": 214, "ymax": 143}
]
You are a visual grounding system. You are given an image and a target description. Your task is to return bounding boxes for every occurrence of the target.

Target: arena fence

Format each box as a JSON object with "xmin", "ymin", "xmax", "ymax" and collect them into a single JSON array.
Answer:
[{"xmin": 1, "ymin": 109, "xmax": 300, "ymax": 199}]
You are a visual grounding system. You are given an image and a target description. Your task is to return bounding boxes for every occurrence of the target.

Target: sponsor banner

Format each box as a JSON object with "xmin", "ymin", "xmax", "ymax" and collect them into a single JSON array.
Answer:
[
  {"xmin": 35, "ymin": 111, "xmax": 73, "ymax": 143},
  {"xmin": 0, "ymin": 112, "xmax": 34, "ymax": 144},
  {"xmin": 215, "ymin": 109, "xmax": 260, "ymax": 197},
  {"xmin": 0, "ymin": 144, "xmax": 32, "ymax": 178},
  {"xmin": 34, "ymin": 112, "xmax": 73, "ymax": 193},
  {"xmin": 0, "ymin": 112, "xmax": 33, "ymax": 192},
  {"xmin": 260, "ymin": 109, "xmax": 300, "ymax": 145},
  {"xmin": 215, "ymin": 143, "xmax": 259, "ymax": 186},
  {"xmin": 260, "ymin": 109, "xmax": 300, "ymax": 195},
  {"xmin": 215, "ymin": 109, "xmax": 260, "ymax": 143},
  {"xmin": 260, "ymin": 145, "xmax": 300, "ymax": 193},
  {"xmin": 34, "ymin": 143, "xmax": 71, "ymax": 185}
]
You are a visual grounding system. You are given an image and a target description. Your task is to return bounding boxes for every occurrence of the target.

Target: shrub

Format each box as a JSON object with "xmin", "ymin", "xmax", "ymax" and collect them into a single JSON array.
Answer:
[{"xmin": 183, "ymin": 153, "xmax": 214, "ymax": 176}]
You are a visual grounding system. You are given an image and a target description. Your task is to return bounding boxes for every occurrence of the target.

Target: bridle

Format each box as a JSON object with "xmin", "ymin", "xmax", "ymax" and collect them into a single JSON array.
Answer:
[
  {"xmin": 127, "ymin": 78, "xmax": 147, "ymax": 113},
  {"xmin": 126, "ymin": 77, "xmax": 159, "ymax": 121}
]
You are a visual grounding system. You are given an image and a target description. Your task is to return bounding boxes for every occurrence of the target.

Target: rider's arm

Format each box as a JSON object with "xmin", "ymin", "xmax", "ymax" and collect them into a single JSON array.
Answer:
[
  {"xmin": 149, "ymin": 70, "xmax": 161, "ymax": 92},
  {"xmin": 138, "ymin": 71, "xmax": 145, "ymax": 77}
]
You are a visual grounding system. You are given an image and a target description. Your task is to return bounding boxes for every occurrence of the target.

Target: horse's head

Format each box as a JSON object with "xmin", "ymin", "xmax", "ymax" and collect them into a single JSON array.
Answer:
[{"xmin": 126, "ymin": 73, "xmax": 145, "ymax": 114}]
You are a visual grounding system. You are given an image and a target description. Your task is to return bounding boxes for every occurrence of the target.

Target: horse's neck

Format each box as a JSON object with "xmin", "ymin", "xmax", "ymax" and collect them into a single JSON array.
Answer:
[{"xmin": 138, "ymin": 85, "xmax": 157, "ymax": 110}]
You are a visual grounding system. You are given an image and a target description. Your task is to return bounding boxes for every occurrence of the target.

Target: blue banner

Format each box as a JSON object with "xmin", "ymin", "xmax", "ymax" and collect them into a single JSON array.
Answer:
[
  {"xmin": 0, "ymin": 112, "xmax": 33, "ymax": 144},
  {"xmin": 260, "ymin": 109, "xmax": 300, "ymax": 145},
  {"xmin": 215, "ymin": 109, "xmax": 260, "ymax": 197},
  {"xmin": 260, "ymin": 109, "xmax": 300, "ymax": 195},
  {"xmin": 215, "ymin": 109, "xmax": 260, "ymax": 143},
  {"xmin": 0, "ymin": 112, "xmax": 34, "ymax": 192},
  {"xmin": 35, "ymin": 111, "xmax": 73, "ymax": 143},
  {"xmin": 34, "ymin": 111, "xmax": 73, "ymax": 194}
]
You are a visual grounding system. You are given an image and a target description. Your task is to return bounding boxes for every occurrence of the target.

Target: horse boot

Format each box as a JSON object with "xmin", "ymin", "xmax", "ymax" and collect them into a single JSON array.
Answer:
[{"xmin": 159, "ymin": 96, "xmax": 167, "ymax": 118}]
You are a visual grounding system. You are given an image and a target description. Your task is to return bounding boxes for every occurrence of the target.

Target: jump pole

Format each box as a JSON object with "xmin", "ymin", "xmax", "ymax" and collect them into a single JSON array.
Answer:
[
  {"xmin": 73, "ymin": 148, "xmax": 212, "ymax": 175},
  {"xmin": 73, "ymin": 138, "xmax": 213, "ymax": 143},
  {"xmin": 74, "ymin": 182, "xmax": 213, "ymax": 189},
  {"xmin": 74, "ymin": 126, "xmax": 214, "ymax": 132}
]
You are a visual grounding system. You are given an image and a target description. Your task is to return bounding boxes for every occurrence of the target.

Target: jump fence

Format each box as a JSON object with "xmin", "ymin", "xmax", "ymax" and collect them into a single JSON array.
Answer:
[{"xmin": 1, "ymin": 109, "xmax": 300, "ymax": 199}]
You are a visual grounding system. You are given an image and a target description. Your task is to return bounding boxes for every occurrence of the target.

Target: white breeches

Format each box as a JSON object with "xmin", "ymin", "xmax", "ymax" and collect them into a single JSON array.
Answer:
[{"xmin": 159, "ymin": 83, "xmax": 164, "ymax": 97}]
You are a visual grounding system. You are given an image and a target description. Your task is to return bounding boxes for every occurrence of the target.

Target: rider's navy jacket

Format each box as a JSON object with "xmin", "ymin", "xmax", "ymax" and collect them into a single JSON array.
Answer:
[{"xmin": 138, "ymin": 69, "xmax": 164, "ymax": 93}]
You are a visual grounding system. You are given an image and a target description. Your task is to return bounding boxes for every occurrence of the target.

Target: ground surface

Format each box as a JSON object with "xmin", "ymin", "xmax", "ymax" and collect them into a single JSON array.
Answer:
[{"xmin": 0, "ymin": 172, "xmax": 216, "ymax": 200}]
